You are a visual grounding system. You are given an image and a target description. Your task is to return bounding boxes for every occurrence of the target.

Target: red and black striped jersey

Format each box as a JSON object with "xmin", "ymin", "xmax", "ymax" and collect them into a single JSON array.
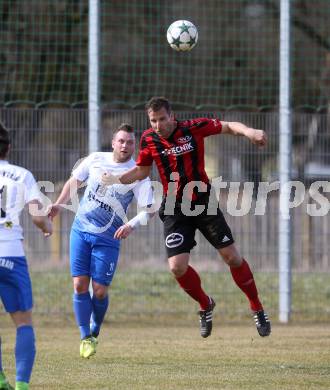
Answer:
[{"xmin": 136, "ymin": 117, "xmax": 222, "ymax": 200}]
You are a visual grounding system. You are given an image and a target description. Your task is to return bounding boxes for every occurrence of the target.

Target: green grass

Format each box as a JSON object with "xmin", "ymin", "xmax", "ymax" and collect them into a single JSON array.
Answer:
[
  {"xmin": 30, "ymin": 270, "xmax": 330, "ymax": 322},
  {"xmin": 1, "ymin": 323, "xmax": 329, "ymax": 389}
]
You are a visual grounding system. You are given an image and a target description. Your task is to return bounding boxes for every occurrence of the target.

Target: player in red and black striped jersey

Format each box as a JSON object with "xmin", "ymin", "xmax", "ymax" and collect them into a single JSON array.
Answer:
[
  {"xmin": 101, "ymin": 96, "xmax": 271, "ymax": 338},
  {"xmin": 137, "ymin": 116, "xmax": 222, "ymax": 202}
]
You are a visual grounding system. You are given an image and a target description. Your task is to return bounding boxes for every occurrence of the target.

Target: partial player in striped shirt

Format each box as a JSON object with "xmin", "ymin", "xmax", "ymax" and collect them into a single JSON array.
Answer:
[{"xmin": 101, "ymin": 97, "xmax": 271, "ymax": 339}]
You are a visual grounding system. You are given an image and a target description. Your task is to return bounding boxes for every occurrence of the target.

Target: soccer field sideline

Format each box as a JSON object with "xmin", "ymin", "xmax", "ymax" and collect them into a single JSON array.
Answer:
[{"xmin": 1, "ymin": 323, "xmax": 329, "ymax": 389}]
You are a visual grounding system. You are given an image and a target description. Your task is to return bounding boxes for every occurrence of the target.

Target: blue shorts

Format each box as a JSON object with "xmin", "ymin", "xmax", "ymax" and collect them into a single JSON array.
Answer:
[
  {"xmin": 70, "ymin": 228, "xmax": 120, "ymax": 286},
  {"xmin": 0, "ymin": 257, "xmax": 33, "ymax": 313}
]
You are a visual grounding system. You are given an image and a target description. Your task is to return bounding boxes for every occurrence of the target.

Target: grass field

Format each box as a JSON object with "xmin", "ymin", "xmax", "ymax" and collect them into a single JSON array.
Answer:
[
  {"xmin": 1, "ymin": 270, "xmax": 330, "ymax": 389},
  {"xmin": 30, "ymin": 270, "xmax": 330, "ymax": 322},
  {"xmin": 1, "ymin": 322, "xmax": 329, "ymax": 389}
]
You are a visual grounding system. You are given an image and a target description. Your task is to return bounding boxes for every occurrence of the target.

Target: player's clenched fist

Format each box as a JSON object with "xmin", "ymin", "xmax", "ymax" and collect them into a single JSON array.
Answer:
[{"xmin": 250, "ymin": 129, "xmax": 267, "ymax": 147}]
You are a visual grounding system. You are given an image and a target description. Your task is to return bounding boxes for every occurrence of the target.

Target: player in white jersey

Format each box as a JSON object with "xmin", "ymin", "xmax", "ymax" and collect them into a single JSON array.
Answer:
[
  {"xmin": 0, "ymin": 123, "xmax": 52, "ymax": 390},
  {"xmin": 48, "ymin": 123, "xmax": 154, "ymax": 358}
]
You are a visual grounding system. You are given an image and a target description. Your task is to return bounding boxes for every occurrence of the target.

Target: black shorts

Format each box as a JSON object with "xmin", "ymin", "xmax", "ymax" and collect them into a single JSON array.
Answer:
[{"xmin": 158, "ymin": 200, "xmax": 235, "ymax": 258}]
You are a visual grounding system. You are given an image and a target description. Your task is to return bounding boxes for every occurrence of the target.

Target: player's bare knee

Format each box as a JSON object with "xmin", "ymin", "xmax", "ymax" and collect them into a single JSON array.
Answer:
[
  {"xmin": 74, "ymin": 284, "xmax": 88, "ymax": 294},
  {"xmin": 10, "ymin": 310, "xmax": 33, "ymax": 327},
  {"xmin": 73, "ymin": 277, "xmax": 89, "ymax": 294},
  {"xmin": 169, "ymin": 263, "xmax": 187, "ymax": 277},
  {"xmin": 220, "ymin": 251, "xmax": 242, "ymax": 267},
  {"xmin": 93, "ymin": 285, "xmax": 108, "ymax": 300},
  {"xmin": 218, "ymin": 245, "xmax": 242, "ymax": 267},
  {"xmin": 226, "ymin": 256, "xmax": 242, "ymax": 267},
  {"xmin": 168, "ymin": 253, "xmax": 190, "ymax": 277}
]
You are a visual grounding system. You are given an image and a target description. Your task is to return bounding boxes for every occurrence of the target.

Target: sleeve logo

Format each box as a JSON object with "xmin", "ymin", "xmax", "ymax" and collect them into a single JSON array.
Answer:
[{"xmin": 177, "ymin": 135, "xmax": 192, "ymax": 143}]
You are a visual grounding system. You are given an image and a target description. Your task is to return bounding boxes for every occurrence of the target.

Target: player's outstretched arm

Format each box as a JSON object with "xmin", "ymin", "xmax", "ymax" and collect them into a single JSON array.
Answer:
[
  {"xmin": 48, "ymin": 176, "xmax": 83, "ymax": 220},
  {"xmin": 221, "ymin": 121, "xmax": 267, "ymax": 147},
  {"xmin": 101, "ymin": 165, "xmax": 151, "ymax": 186}
]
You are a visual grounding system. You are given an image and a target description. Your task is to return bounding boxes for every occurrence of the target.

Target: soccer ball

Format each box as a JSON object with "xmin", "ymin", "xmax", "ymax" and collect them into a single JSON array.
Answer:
[{"xmin": 166, "ymin": 20, "xmax": 198, "ymax": 52}]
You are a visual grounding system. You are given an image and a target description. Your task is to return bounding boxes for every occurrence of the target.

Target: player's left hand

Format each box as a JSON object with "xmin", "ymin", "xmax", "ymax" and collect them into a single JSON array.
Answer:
[
  {"xmin": 114, "ymin": 224, "xmax": 134, "ymax": 239},
  {"xmin": 249, "ymin": 129, "xmax": 267, "ymax": 147},
  {"xmin": 101, "ymin": 171, "xmax": 120, "ymax": 186}
]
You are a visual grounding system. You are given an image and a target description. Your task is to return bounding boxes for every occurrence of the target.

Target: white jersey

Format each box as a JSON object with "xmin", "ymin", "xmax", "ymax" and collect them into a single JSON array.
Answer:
[
  {"xmin": 0, "ymin": 160, "xmax": 42, "ymax": 241},
  {"xmin": 71, "ymin": 152, "xmax": 153, "ymax": 240}
]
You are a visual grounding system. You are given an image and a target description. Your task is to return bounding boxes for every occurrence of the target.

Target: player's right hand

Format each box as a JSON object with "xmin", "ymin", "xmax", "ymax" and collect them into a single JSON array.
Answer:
[
  {"xmin": 114, "ymin": 223, "xmax": 134, "ymax": 239},
  {"xmin": 47, "ymin": 204, "xmax": 62, "ymax": 220},
  {"xmin": 43, "ymin": 219, "xmax": 53, "ymax": 237},
  {"xmin": 250, "ymin": 129, "xmax": 267, "ymax": 147}
]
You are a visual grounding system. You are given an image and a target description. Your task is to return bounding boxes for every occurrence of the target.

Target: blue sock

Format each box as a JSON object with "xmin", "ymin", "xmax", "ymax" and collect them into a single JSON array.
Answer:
[
  {"xmin": 15, "ymin": 325, "xmax": 36, "ymax": 383},
  {"xmin": 91, "ymin": 295, "xmax": 109, "ymax": 337},
  {"xmin": 73, "ymin": 292, "xmax": 92, "ymax": 339},
  {"xmin": 0, "ymin": 336, "xmax": 3, "ymax": 372}
]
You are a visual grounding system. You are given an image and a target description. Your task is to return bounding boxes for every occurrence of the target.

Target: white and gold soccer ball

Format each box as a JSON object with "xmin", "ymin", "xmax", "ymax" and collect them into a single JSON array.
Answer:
[{"xmin": 166, "ymin": 20, "xmax": 198, "ymax": 52}]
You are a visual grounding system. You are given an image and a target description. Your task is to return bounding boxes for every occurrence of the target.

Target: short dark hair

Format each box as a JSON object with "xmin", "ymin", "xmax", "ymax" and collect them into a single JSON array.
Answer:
[
  {"xmin": 0, "ymin": 122, "xmax": 10, "ymax": 158},
  {"xmin": 112, "ymin": 123, "xmax": 134, "ymax": 139},
  {"xmin": 145, "ymin": 96, "xmax": 171, "ymax": 114}
]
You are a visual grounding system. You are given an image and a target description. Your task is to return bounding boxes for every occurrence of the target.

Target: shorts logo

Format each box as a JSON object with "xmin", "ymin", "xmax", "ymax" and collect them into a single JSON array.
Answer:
[
  {"xmin": 0, "ymin": 258, "xmax": 14, "ymax": 270},
  {"xmin": 106, "ymin": 262, "xmax": 115, "ymax": 276},
  {"xmin": 165, "ymin": 233, "xmax": 184, "ymax": 248}
]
